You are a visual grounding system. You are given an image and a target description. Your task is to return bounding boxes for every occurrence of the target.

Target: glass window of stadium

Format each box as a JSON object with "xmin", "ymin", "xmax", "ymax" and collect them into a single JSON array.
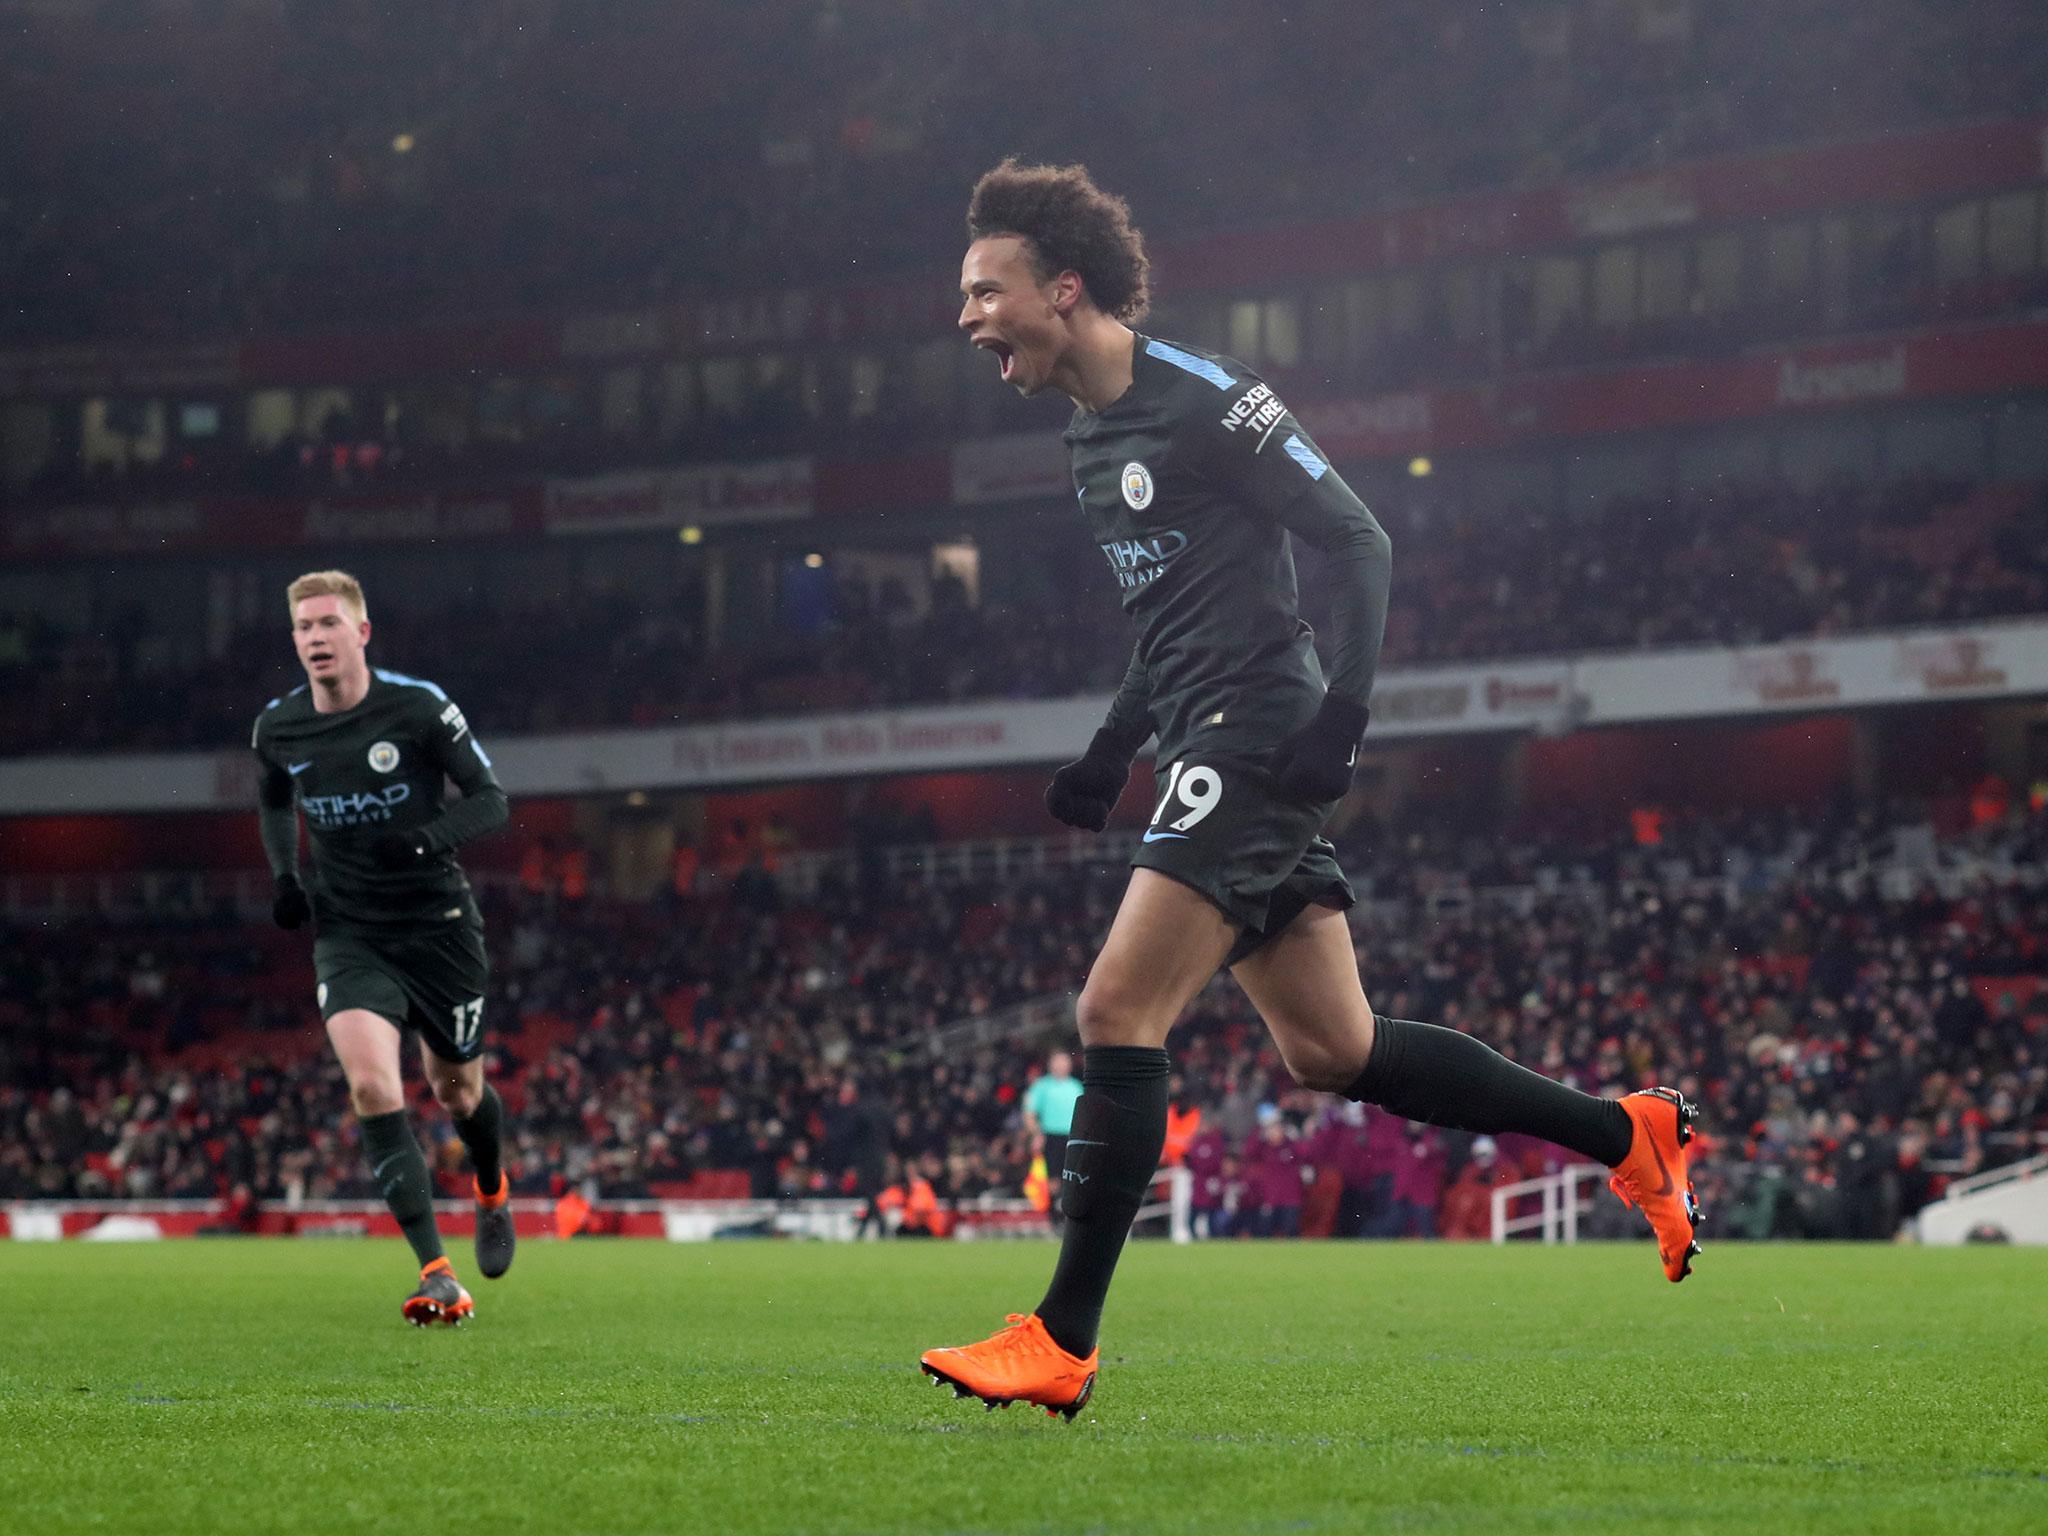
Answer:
[
  {"xmin": 1527, "ymin": 256, "xmax": 1584, "ymax": 348},
  {"xmin": 1695, "ymin": 233, "xmax": 1743, "ymax": 314},
  {"xmin": 1931, "ymin": 201, "xmax": 1983, "ymax": 287},
  {"xmin": 702, "ymin": 358, "xmax": 748, "ymax": 419},
  {"xmin": 1766, "ymin": 222, "xmax": 1813, "ymax": 298},
  {"xmin": 659, "ymin": 363, "xmax": 699, "ymax": 441},
  {"xmin": 81, "ymin": 398, "xmax": 165, "ymax": 470},
  {"xmin": 297, "ymin": 388, "xmax": 353, "ymax": 441},
  {"xmin": 1639, "ymin": 242, "xmax": 1689, "ymax": 324},
  {"xmin": 1592, "ymin": 245, "xmax": 1637, "ymax": 330},
  {"xmin": 1262, "ymin": 298, "xmax": 1302, "ymax": 369},
  {"xmin": 1438, "ymin": 268, "xmax": 1486, "ymax": 348},
  {"xmin": 1985, "ymin": 191, "xmax": 2040, "ymax": 277},
  {"xmin": 1227, "ymin": 300, "xmax": 1262, "ymax": 365},
  {"xmin": 1386, "ymin": 272, "xmax": 1427, "ymax": 346},
  {"xmin": 845, "ymin": 354, "xmax": 885, "ymax": 420},
  {"xmin": 246, "ymin": 389, "xmax": 295, "ymax": 451},
  {"xmin": 1303, "ymin": 283, "xmax": 1351, "ymax": 372},
  {"xmin": 600, "ymin": 367, "xmax": 646, "ymax": 441},
  {"xmin": 1344, "ymin": 280, "xmax": 1384, "ymax": 362},
  {"xmin": 909, "ymin": 340, "xmax": 956, "ymax": 418},
  {"xmin": 1, "ymin": 401, "xmax": 56, "ymax": 490}
]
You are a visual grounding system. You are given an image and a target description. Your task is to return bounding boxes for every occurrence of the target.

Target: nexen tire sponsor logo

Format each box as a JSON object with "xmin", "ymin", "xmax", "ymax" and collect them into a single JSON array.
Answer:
[
  {"xmin": 1221, "ymin": 383, "xmax": 1286, "ymax": 439},
  {"xmin": 303, "ymin": 784, "xmax": 411, "ymax": 827},
  {"xmin": 1099, "ymin": 531, "xmax": 1188, "ymax": 590}
]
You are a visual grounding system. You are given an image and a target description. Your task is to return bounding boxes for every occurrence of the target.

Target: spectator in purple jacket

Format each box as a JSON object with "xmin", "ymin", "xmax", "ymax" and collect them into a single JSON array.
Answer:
[
  {"xmin": 1184, "ymin": 1126, "xmax": 1230, "ymax": 1240},
  {"xmin": 1243, "ymin": 1109, "xmax": 1306, "ymax": 1238},
  {"xmin": 1302, "ymin": 1102, "xmax": 1382, "ymax": 1238},
  {"xmin": 1371, "ymin": 1123, "xmax": 1446, "ymax": 1238}
]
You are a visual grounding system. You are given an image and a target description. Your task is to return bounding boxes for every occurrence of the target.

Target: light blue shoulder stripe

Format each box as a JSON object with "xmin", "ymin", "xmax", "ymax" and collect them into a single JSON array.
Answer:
[
  {"xmin": 1282, "ymin": 435, "xmax": 1329, "ymax": 481},
  {"xmin": 373, "ymin": 667, "xmax": 450, "ymax": 701},
  {"xmin": 1145, "ymin": 338, "xmax": 1236, "ymax": 392},
  {"xmin": 262, "ymin": 684, "xmax": 308, "ymax": 712}
]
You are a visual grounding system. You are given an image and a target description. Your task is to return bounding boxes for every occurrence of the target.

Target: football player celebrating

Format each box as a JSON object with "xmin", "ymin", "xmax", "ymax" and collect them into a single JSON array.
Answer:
[{"xmin": 921, "ymin": 162, "xmax": 1701, "ymax": 1418}]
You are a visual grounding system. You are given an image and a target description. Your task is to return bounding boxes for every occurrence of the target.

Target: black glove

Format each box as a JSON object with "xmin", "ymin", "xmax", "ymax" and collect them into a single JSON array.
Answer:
[
  {"xmin": 272, "ymin": 873, "xmax": 311, "ymax": 931},
  {"xmin": 367, "ymin": 828, "xmax": 430, "ymax": 869},
  {"xmin": 1045, "ymin": 726, "xmax": 1143, "ymax": 833},
  {"xmin": 1269, "ymin": 694, "xmax": 1369, "ymax": 802}
]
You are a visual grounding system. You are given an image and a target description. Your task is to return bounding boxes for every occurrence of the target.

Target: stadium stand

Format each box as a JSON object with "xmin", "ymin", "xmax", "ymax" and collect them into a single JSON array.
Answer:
[
  {"xmin": 4, "ymin": 473, "xmax": 2042, "ymax": 753},
  {"xmin": 4, "ymin": 0, "xmax": 2042, "ymax": 348},
  {"xmin": 5, "ymin": 799, "xmax": 2041, "ymax": 1241}
]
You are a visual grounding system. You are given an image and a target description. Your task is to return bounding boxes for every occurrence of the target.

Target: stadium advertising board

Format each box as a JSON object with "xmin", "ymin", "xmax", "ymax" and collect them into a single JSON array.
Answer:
[
  {"xmin": 0, "ymin": 488, "xmax": 547, "ymax": 560},
  {"xmin": 1302, "ymin": 320, "xmax": 2048, "ymax": 459},
  {"xmin": 4, "ymin": 625, "xmax": 2042, "ymax": 814},
  {"xmin": 1577, "ymin": 619, "xmax": 2048, "ymax": 724},
  {"xmin": 542, "ymin": 458, "xmax": 814, "ymax": 533}
]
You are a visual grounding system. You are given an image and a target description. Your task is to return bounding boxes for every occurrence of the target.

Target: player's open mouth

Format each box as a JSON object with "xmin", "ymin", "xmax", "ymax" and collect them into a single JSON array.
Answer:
[{"xmin": 976, "ymin": 338, "xmax": 1016, "ymax": 380}]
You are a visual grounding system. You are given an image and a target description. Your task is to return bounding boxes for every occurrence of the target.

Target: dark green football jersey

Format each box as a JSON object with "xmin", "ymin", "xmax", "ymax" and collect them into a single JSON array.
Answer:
[
  {"xmin": 251, "ymin": 669, "xmax": 501, "ymax": 930},
  {"xmin": 1064, "ymin": 335, "xmax": 1389, "ymax": 764}
]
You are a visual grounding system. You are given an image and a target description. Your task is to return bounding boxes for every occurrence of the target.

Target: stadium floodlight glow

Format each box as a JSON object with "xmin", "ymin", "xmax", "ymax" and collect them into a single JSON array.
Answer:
[
  {"xmin": 391, "ymin": 133, "xmax": 415, "ymax": 154},
  {"xmin": 1408, "ymin": 456, "xmax": 1432, "ymax": 477},
  {"xmin": 804, "ymin": 552, "xmax": 825, "ymax": 569},
  {"xmin": 679, "ymin": 525, "xmax": 704, "ymax": 544}
]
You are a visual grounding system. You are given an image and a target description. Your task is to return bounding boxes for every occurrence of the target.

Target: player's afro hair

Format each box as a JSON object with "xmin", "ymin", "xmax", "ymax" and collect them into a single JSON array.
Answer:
[{"xmin": 967, "ymin": 159, "xmax": 1151, "ymax": 322}]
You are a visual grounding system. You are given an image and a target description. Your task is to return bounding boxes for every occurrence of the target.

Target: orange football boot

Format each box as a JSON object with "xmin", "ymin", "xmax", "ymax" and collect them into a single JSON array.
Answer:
[
  {"xmin": 1608, "ymin": 1087, "xmax": 1703, "ymax": 1282},
  {"xmin": 401, "ymin": 1255, "xmax": 475, "ymax": 1326},
  {"xmin": 920, "ymin": 1314, "xmax": 1098, "ymax": 1420}
]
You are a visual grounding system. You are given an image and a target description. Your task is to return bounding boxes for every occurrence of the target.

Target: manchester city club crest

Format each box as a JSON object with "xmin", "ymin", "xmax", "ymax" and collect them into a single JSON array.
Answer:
[
  {"xmin": 367, "ymin": 740, "xmax": 400, "ymax": 773},
  {"xmin": 1121, "ymin": 460, "xmax": 1154, "ymax": 510}
]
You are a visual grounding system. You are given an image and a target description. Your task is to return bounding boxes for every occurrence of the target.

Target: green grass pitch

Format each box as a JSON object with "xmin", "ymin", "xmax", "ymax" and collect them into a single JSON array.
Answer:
[{"xmin": 3, "ymin": 1239, "xmax": 2043, "ymax": 1534}]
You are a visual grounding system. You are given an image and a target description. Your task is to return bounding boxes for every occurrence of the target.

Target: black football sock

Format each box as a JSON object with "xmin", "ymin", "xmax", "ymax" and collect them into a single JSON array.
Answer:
[
  {"xmin": 359, "ymin": 1109, "xmax": 446, "ymax": 1267},
  {"xmin": 1344, "ymin": 1017, "xmax": 1633, "ymax": 1167},
  {"xmin": 1035, "ymin": 1045, "xmax": 1170, "ymax": 1358},
  {"xmin": 453, "ymin": 1083, "xmax": 505, "ymax": 1197}
]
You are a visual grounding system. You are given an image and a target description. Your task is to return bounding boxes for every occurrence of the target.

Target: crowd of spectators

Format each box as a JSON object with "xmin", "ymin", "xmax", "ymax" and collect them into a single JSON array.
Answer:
[
  {"xmin": 4, "ymin": 797, "xmax": 2043, "ymax": 1245},
  {"xmin": 4, "ymin": 0, "xmax": 2043, "ymax": 346},
  {"xmin": 5, "ymin": 473, "xmax": 2042, "ymax": 755}
]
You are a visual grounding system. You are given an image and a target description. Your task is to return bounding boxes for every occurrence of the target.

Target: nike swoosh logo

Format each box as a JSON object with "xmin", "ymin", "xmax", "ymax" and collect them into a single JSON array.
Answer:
[
  {"xmin": 288, "ymin": 761, "xmax": 313, "ymax": 775},
  {"xmin": 1254, "ymin": 415, "xmax": 1285, "ymax": 454},
  {"xmin": 1143, "ymin": 829, "xmax": 1189, "ymax": 842},
  {"xmin": 373, "ymin": 1153, "xmax": 404, "ymax": 1180},
  {"xmin": 1645, "ymin": 1131, "xmax": 1675, "ymax": 1198}
]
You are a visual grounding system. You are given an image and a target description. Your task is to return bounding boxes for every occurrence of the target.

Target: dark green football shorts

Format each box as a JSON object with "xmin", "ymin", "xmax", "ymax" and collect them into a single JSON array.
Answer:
[
  {"xmin": 1131, "ymin": 749, "xmax": 1357, "ymax": 970},
  {"xmin": 313, "ymin": 918, "xmax": 490, "ymax": 1064}
]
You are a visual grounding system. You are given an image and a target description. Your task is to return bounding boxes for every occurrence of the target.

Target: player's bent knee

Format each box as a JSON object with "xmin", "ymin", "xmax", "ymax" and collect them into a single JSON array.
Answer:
[
  {"xmin": 1273, "ymin": 1004, "xmax": 1375, "ymax": 1094},
  {"xmin": 1074, "ymin": 981, "xmax": 1165, "ymax": 1048},
  {"xmin": 348, "ymin": 1079, "xmax": 405, "ymax": 1118},
  {"xmin": 433, "ymin": 1079, "xmax": 482, "ymax": 1118},
  {"xmin": 1278, "ymin": 1041, "xmax": 1355, "ymax": 1095}
]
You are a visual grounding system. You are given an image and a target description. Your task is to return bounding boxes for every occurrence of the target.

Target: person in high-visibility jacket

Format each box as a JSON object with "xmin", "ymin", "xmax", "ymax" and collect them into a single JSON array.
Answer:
[{"xmin": 1163, "ymin": 1098, "xmax": 1202, "ymax": 1167}]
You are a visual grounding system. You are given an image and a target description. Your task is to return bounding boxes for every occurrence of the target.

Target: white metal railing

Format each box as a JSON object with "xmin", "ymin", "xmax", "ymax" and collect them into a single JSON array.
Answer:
[
  {"xmin": 1934, "ymin": 1152, "xmax": 2048, "ymax": 1203},
  {"xmin": 1490, "ymin": 1162, "xmax": 1608, "ymax": 1244},
  {"xmin": 1134, "ymin": 1165, "xmax": 1193, "ymax": 1245}
]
